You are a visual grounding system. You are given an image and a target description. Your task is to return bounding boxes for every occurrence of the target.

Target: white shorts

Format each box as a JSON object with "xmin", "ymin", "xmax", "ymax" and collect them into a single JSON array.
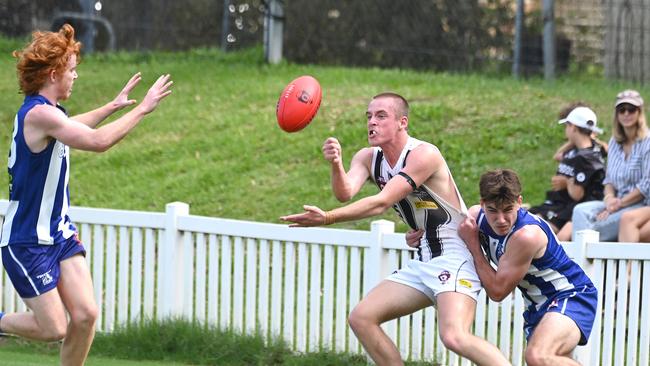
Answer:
[{"xmin": 386, "ymin": 254, "xmax": 482, "ymax": 305}]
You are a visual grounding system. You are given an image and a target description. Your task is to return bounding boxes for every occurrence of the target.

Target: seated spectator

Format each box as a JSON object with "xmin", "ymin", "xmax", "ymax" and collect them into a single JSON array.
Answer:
[
  {"xmin": 572, "ymin": 90, "xmax": 650, "ymax": 241},
  {"xmin": 552, "ymin": 102, "xmax": 608, "ymax": 162},
  {"xmin": 619, "ymin": 206, "xmax": 650, "ymax": 242},
  {"xmin": 529, "ymin": 106, "xmax": 606, "ymax": 241}
]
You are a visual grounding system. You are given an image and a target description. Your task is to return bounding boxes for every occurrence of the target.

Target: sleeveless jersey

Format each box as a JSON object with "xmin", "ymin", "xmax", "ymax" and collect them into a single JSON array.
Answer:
[
  {"xmin": 370, "ymin": 137, "xmax": 469, "ymax": 262},
  {"xmin": 476, "ymin": 208, "xmax": 593, "ymax": 314},
  {"xmin": 1, "ymin": 95, "xmax": 76, "ymax": 247}
]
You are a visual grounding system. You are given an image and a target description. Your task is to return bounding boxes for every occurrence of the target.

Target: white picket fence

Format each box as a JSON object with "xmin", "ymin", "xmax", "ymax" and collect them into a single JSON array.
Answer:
[{"xmin": 0, "ymin": 200, "xmax": 649, "ymax": 366}]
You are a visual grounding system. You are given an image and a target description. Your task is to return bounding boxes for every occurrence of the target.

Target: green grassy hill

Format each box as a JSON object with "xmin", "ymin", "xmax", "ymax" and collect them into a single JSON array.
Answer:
[{"xmin": 0, "ymin": 39, "xmax": 643, "ymax": 231}]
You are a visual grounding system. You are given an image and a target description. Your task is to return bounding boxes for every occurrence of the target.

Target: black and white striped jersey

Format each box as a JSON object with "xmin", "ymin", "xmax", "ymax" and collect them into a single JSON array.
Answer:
[{"xmin": 370, "ymin": 137, "xmax": 471, "ymax": 262}]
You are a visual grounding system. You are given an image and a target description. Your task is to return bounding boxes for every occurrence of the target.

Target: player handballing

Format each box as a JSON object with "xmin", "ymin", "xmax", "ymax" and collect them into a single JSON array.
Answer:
[
  {"xmin": 0, "ymin": 24, "xmax": 172, "ymax": 365},
  {"xmin": 281, "ymin": 93, "xmax": 509, "ymax": 365}
]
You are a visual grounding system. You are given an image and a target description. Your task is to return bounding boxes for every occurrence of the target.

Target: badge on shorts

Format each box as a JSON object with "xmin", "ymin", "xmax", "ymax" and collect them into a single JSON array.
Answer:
[
  {"xmin": 438, "ymin": 270, "xmax": 451, "ymax": 284},
  {"xmin": 458, "ymin": 279, "xmax": 472, "ymax": 288},
  {"xmin": 36, "ymin": 270, "xmax": 54, "ymax": 286}
]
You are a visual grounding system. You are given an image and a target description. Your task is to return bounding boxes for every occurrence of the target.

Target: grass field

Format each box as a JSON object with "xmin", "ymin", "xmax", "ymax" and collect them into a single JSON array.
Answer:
[
  {"xmin": 0, "ymin": 349, "xmax": 190, "ymax": 366},
  {"xmin": 0, "ymin": 319, "xmax": 434, "ymax": 365},
  {"xmin": 1, "ymin": 37, "xmax": 646, "ymax": 232}
]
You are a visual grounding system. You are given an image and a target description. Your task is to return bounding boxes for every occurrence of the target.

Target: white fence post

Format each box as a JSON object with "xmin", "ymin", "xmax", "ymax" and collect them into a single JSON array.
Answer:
[
  {"xmin": 363, "ymin": 220, "xmax": 395, "ymax": 296},
  {"xmin": 572, "ymin": 229, "xmax": 599, "ymax": 365},
  {"xmin": 160, "ymin": 202, "xmax": 189, "ymax": 318}
]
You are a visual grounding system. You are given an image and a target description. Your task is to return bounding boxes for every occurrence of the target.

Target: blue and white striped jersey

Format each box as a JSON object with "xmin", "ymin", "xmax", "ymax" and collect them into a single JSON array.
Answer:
[
  {"xmin": 1, "ymin": 95, "xmax": 76, "ymax": 247},
  {"xmin": 370, "ymin": 137, "xmax": 471, "ymax": 262},
  {"xmin": 477, "ymin": 208, "xmax": 593, "ymax": 313}
]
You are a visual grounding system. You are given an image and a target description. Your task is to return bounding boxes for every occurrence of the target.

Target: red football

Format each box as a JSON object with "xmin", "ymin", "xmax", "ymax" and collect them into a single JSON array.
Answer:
[{"xmin": 276, "ymin": 75, "xmax": 322, "ymax": 132}]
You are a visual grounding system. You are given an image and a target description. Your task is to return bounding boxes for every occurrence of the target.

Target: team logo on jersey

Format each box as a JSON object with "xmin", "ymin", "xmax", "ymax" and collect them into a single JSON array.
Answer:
[
  {"xmin": 438, "ymin": 270, "xmax": 451, "ymax": 284},
  {"xmin": 576, "ymin": 172, "xmax": 586, "ymax": 183},
  {"xmin": 36, "ymin": 270, "xmax": 54, "ymax": 286},
  {"xmin": 376, "ymin": 177, "xmax": 387, "ymax": 190},
  {"xmin": 458, "ymin": 279, "xmax": 472, "ymax": 289},
  {"xmin": 415, "ymin": 201, "xmax": 438, "ymax": 209}
]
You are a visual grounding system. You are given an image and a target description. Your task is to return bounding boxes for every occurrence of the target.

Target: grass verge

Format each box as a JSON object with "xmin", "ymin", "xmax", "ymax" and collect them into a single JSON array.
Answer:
[{"xmin": 1, "ymin": 318, "xmax": 437, "ymax": 365}]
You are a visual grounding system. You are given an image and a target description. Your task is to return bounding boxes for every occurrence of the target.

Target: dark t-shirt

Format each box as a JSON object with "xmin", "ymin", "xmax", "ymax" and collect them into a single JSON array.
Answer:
[
  {"xmin": 530, "ymin": 140, "xmax": 605, "ymax": 228},
  {"xmin": 555, "ymin": 141, "xmax": 606, "ymax": 201}
]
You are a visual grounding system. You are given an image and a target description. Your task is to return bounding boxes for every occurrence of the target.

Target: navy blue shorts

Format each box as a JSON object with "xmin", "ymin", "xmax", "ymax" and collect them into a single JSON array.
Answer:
[
  {"xmin": 1, "ymin": 235, "xmax": 86, "ymax": 298},
  {"xmin": 524, "ymin": 285, "xmax": 598, "ymax": 346}
]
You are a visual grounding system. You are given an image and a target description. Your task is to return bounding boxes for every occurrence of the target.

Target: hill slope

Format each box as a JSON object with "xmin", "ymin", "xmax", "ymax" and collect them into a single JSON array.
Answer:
[{"xmin": 0, "ymin": 42, "xmax": 642, "ymax": 231}]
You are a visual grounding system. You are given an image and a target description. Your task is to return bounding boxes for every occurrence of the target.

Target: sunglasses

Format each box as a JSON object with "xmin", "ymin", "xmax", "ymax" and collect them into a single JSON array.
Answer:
[{"xmin": 617, "ymin": 105, "xmax": 639, "ymax": 114}]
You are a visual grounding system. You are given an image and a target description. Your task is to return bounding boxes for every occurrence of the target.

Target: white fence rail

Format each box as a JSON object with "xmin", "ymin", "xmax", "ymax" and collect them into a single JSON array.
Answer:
[{"xmin": 0, "ymin": 200, "xmax": 648, "ymax": 365}]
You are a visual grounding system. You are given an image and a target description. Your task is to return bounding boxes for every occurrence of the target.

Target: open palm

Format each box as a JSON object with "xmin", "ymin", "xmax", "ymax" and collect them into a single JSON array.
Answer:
[{"xmin": 111, "ymin": 72, "xmax": 142, "ymax": 110}]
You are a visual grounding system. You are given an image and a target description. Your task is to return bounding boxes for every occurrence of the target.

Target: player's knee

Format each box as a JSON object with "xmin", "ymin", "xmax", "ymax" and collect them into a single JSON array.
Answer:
[
  {"xmin": 525, "ymin": 346, "xmax": 550, "ymax": 366},
  {"xmin": 42, "ymin": 321, "xmax": 67, "ymax": 341},
  {"xmin": 439, "ymin": 328, "xmax": 467, "ymax": 354},
  {"xmin": 69, "ymin": 303, "xmax": 98, "ymax": 330},
  {"xmin": 347, "ymin": 307, "xmax": 364, "ymax": 332},
  {"xmin": 348, "ymin": 305, "xmax": 375, "ymax": 334}
]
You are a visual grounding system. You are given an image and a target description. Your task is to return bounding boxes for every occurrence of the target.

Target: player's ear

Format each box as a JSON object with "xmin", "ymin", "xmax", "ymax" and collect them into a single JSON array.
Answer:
[
  {"xmin": 517, "ymin": 195, "xmax": 523, "ymax": 205},
  {"xmin": 399, "ymin": 116, "xmax": 408, "ymax": 130},
  {"xmin": 49, "ymin": 68, "xmax": 58, "ymax": 83}
]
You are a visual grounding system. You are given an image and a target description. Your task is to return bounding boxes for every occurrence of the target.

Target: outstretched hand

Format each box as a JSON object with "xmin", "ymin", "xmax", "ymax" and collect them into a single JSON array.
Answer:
[
  {"xmin": 111, "ymin": 72, "xmax": 142, "ymax": 111},
  {"xmin": 138, "ymin": 74, "xmax": 174, "ymax": 115},
  {"xmin": 280, "ymin": 205, "xmax": 327, "ymax": 227}
]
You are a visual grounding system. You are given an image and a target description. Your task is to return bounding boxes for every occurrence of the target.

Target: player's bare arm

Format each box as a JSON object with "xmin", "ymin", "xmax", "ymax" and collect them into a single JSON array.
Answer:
[
  {"xmin": 406, "ymin": 144, "xmax": 464, "ymax": 210},
  {"xmin": 71, "ymin": 72, "xmax": 142, "ymax": 127},
  {"xmin": 326, "ymin": 139, "xmax": 372, "ymax": 202},
  {"xmin": 281, "ymin": 166, "xmax": 416, "ymax": 227},
  {"xmin": 460, "ymin": 219, "xmax": 546, "ymax": 301},
  {"xmin": 25, "ymin": 74, "xmax": 173, "ymax": 153},
  {"xmin": 282, "ymin": 145, "xmax": 438, "ymax": 227}
]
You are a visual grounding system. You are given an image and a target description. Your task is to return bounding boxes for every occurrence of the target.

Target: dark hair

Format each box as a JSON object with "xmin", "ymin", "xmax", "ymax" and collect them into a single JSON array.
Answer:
[
  {"xmin": 479, "ymin": 169, "xmax": 522, "ymax": 207},
  {"xmin": 575, "ymin": 126, "xmax": 594, "ymax": 136},
  {"xmin": 558, "ymin": 101, "xmax": 589, "ymax": 120},
  {"xmin": 372, "ymin": 92, "xmax": 409, "ymax": 118}
]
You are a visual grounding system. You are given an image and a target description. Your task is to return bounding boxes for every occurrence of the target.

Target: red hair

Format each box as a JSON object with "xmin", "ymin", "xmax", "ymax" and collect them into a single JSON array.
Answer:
[{"xmin": 12, "ymin": 24, "xmax": 82, "ymax": 95}]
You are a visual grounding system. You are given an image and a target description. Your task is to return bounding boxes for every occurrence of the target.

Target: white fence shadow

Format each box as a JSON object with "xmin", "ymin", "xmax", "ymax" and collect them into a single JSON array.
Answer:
[{"xmin": 0, "ymin": 201, "xmax": 648, "ymax": 365}]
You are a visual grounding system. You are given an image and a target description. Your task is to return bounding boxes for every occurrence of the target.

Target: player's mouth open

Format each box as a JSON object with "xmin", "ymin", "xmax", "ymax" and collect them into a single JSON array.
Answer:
[{"xmin": 369, "ymin": 130, "xmax": 377, "ymax": 136}]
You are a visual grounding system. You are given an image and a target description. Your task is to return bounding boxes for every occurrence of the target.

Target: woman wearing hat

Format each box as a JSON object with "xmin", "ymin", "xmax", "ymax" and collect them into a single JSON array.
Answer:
[{"xmin": 571, "ymin": 90, "xmax": 650, "ymax": 241}]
